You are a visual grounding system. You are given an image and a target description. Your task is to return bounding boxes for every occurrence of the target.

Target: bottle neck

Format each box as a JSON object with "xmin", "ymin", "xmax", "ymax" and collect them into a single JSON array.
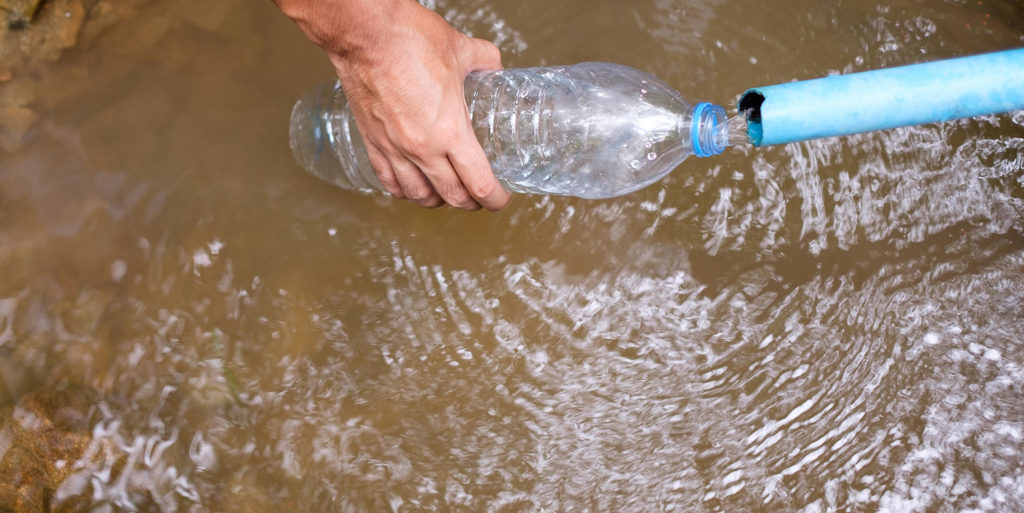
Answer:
[{"xmin": 690, "ymin": 102, "xmax": 729, "ymax": 157}]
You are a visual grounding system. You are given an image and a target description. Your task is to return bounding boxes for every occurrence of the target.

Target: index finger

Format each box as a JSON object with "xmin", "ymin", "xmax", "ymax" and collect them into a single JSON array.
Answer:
[{"xmin": 447, "ymin": 132, "xmax": 510, "ymax": 211}]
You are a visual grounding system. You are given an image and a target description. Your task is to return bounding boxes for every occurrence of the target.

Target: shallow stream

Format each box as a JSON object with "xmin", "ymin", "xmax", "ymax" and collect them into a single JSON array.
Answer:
[{"xmin": 1, "ymin": 0, "xmax": 1023, "ymax": 511}]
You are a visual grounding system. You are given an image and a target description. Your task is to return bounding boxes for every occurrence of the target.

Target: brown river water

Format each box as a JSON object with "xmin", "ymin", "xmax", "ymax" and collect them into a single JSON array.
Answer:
[{"xmin": 1, "ymin": 0, "xmax": 1023, "ymax": 511}]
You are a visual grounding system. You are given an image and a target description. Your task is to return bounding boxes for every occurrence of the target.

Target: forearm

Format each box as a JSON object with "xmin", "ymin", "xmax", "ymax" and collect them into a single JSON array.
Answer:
[{"xmin": 271, "ymin": 0, "xmax": 412, "ymax": 59}]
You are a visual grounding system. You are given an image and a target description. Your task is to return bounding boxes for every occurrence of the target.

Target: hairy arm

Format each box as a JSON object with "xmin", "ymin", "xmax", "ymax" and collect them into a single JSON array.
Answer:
[{"xmin": 273, "ymin": 0, "xmax": 510, "ymax": 211}]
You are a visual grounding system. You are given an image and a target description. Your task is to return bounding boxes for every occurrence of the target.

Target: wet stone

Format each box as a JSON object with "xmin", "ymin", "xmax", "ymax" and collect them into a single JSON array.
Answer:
[
  {"xmin": 0, "ymin": 0, "xmax": 85, "ymax": 151},
  {"xmin": 1, "ymin": 0, "xmax": 43, "ymax": 27},
  {"xmin": 0, "ymin": 76, "xmax": 36, "ymax": 152},
  {"xmin": 60, "ymin": 288, "xmax": 113, "ymax": 337},
  {"xmin": 0, "ymin": 387, "xmax": 122, "ymax": 513},
  {"xmin": 0, "ymin": 0, "xmax": 152, "ymax": 152}
]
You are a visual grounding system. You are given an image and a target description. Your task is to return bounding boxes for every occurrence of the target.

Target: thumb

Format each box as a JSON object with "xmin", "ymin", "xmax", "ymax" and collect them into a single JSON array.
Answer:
[{"xmin": 460, "ymin": 37, "xmax": 503, "ymax": 73}]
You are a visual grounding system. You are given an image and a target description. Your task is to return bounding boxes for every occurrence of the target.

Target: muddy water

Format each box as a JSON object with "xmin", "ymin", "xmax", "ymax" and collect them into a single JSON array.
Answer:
[{"xmin": 1, "ymin": 0, "xmax": 1023, "ymax": 511}]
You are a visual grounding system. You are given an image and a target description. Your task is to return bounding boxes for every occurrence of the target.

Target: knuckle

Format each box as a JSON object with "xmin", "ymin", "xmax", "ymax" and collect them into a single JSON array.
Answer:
[
  {"xmin": 417, "ymin": 195, "xmax": 444, "ymax": 209},
  {"xmin": 485, "ymin": 193, "xmax": 511, "ymax": 212},
  {"xmin": 376, "ymin": 174, "xmax": 402, "ymax": 196},
  {"xmin": 436, "ymin": 180, "xmax": 473, "ymax": 207},
  {"xmin": 366, "ymin": 152, "xmax": 402, "ymax": 197},
  {"xmin": 451, "ymin": 194, "xmax": 479, "ymax": 210},
  {"xmin": 403, "ymin": 184, "xmax": 433, "ymax": 201},
  {"xmin": 466, "ymin": 178, "xmax": 496, "ymax": 200},
  {"xmin": 402, "ymin": 132, "xmax": 431, "ymax": 157}
]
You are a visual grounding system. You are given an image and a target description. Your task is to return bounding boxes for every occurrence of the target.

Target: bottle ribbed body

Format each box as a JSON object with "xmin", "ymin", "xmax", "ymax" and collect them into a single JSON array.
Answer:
[
  {"xmin": 289, "ymin": 81, "xmax": 382, "ymax": 194},
  {"xmin": 289, "ymin": 62, "xmax": 728, "ymax": 199}
]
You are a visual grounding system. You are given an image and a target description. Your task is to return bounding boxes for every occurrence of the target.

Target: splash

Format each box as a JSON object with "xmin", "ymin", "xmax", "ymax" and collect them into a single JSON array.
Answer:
[{"xmin": 713, "ymin": 113, "xmax": 753, "ymax": 149}]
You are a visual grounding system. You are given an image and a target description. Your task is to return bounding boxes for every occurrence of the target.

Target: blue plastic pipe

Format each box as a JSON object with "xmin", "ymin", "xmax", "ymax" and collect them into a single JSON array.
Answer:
[{"xmin": 738, "ymin": 48, "xmax": 1024, "ymax": 146}]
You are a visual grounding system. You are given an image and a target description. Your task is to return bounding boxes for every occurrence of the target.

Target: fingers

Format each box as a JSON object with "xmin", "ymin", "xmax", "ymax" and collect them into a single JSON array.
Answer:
[
  {"xmin": 446, "ymin": 132, "xmax": 510, "ymax": 212},
  {"xmin": 391, "ymin": 158, "xmax": 445, "ymax": 208},
  {"xmin": 332, "ymin": 22, "xmax": 509, "ymax": 211},
  {"xmin": 367, "ymin": 135, "xmax": 481, "ymax": 210},
  {"xmin": 368, "ymin": 140, "xmax": 448, "ymax": 208},
  {"xmin": 447, "ymin": 37, "xmax": 508, "ymax": 210},
  {"xmin": 401, "ymin": 114, "xmax": 502, "ymax": 211},
  {"xmin": 365, "ymin": 98, "xmax": 501, "ymax": 211},
  {"xmin": 416, "ymin": 157, "xmax": 482, "ymax": 211},
  {"xmin": 364, "ymin": 143, "xmax": 404, "ymax": 199}
]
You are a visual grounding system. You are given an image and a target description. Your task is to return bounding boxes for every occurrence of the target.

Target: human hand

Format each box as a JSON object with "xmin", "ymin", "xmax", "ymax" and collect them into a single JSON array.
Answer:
[{"xmin": 274, "ymin": 0, "xmax": 510, "ymax": 211}]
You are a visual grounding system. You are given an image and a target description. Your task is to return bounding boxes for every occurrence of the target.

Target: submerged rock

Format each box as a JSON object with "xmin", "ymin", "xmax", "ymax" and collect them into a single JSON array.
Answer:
[
  {"xmin": 0, "ymin": 386, "xmax": 123, "ymax": 513},
  {"xmin": 0, "ymin": 75, "xmax": 36, "ymax": 152},
  {"xmin": 0, "ymin": 0, "xmax": 158, "ymax": 151}
]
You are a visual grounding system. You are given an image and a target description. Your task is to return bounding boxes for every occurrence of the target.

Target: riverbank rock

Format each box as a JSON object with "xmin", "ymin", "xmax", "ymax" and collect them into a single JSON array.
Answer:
[
  {"xmin": 0, "ymin": 0, "xmax": 84, "ymax": 80},
  {"xmin": 0, "ymin": 386, "xmax": 123, "ymax": 513},
  {"xmin": 0, "ymin": 0, "xmax": 83, "ymax": 152},
  {"xmin": 0, "ymin": 75, "xmax": 36, "ymax": 152},
  {"xmin": 0, "ymin": 0, "xmax": 157, "ymax": 152},
  {"xmin": 1, "ymin": 0, "xmax": 43, "ymax": 27}
]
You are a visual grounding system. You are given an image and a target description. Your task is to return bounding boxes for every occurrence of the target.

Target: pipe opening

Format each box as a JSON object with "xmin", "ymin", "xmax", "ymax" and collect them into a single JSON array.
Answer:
[
  {"xmin": 737, "ymin": 90, "xmax": 765, "ymax": 146},
  {"xmin": 738, "ymin": 91, "xmax": 764, "ymax": 123}
]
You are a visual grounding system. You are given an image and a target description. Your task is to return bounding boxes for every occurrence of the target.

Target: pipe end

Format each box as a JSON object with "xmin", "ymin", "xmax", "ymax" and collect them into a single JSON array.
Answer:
[{"xmin": 738, "ymin": 90, "xmax": 765, "ymax": 146}]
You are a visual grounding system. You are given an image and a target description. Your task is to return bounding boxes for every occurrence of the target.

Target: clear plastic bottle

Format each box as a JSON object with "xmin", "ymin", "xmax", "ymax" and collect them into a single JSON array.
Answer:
[{"xmin": 289, "ymin": 62, "xmax": 732, "ymax": 199}]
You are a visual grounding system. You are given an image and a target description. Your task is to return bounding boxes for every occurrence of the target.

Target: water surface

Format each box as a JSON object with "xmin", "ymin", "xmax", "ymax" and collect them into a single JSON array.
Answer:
[{"xmin": 1, "ymin": 0, "xmax": 1023, "ymax": 512}]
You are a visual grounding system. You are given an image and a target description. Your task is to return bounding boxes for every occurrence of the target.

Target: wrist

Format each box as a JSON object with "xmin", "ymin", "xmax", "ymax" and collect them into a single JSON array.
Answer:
[
  {"xmin": 276, "ymin": 0, "xmax": 409, "ymax": 58},
  {"xmin": 328, "ymin": 1, "xmax": 465, "ymax": 83}
]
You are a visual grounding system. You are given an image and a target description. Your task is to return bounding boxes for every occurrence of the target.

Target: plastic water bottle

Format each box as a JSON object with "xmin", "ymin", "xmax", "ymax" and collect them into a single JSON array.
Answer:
[{"xmin": 289, "ymin": 62, "xmax": 732, "ymax": 199}]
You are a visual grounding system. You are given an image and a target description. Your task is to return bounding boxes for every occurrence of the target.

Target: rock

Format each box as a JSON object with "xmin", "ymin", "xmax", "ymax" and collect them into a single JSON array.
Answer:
[
  {"xmin": 0, "ymin": 0, "xmax": 84, "ymax": 151},
  {"xmin": 0, "ymin": 387, "xmax": 89, "ymax": 511},
  {"xmin": 0, "ymin": 0, "xmax": 86, "ymax": 78},
  {"xmin": 0, "ymin": 385, "xmax": 124, "ymax": 509},
  {"xmin": 60, "ymin": 288, "xmax": 114, "ymax": 337},
  {"xmin": 1, "ymin": 0, "xmax": 43, "ymax": 27},
  {"xmin": 0, "ymin": 75, "xmax": 36, "ymax": 152},
  {"xmin": 79, "ymin": 0, "xmax": 151, "ymax": 42}
]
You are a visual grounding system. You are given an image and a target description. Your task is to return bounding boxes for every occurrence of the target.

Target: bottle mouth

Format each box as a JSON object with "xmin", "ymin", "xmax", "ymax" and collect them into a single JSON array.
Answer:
[{"xmin": 691, "ymin": 102, "xmax": 728, "ymax": 157}]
